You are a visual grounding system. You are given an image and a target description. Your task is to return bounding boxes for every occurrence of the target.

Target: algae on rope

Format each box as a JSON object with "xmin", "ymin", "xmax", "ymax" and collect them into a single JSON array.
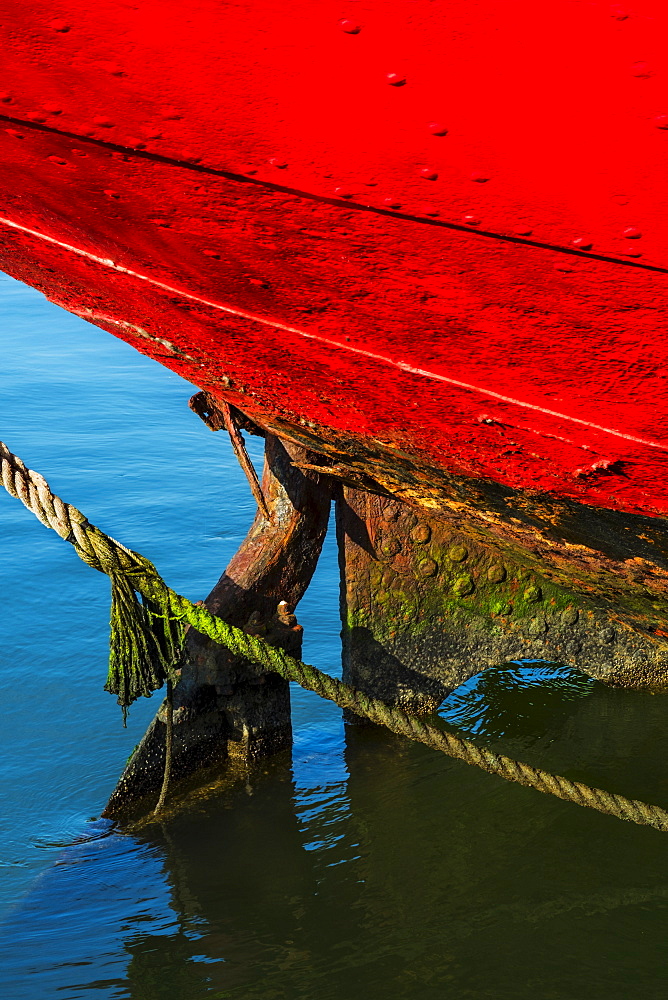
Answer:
[{"xmin": 107, "ymin": 569, "xmax": 184, "ymax": 722}]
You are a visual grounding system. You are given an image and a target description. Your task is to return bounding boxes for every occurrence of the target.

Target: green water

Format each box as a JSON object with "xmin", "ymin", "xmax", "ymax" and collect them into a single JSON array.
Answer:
[{"xmin": 1, "ymin": 276, "xmax": 667, "ymax": 998}]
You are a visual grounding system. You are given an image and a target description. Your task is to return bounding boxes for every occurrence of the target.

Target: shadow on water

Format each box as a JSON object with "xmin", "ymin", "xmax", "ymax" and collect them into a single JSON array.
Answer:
[{"xmin": 2, "ymin": 663, "xmax": 668, "ymax": 1000}]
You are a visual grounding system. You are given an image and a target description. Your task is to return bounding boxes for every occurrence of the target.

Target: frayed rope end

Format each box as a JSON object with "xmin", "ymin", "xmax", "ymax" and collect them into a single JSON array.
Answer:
[{"xmin": 105, "ymin": 572, "xmax": 184, "ymax": 723}]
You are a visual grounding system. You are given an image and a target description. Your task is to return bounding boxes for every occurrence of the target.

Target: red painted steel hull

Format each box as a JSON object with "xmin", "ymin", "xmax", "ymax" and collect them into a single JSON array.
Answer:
[{"xmin": 1, "ymin": 1, "xmax": 668, "ymax": 522}]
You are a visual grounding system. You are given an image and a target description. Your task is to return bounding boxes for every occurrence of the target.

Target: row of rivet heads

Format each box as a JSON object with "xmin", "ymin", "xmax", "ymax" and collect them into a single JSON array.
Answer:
[
  {"xmin": 0, "ymin": 119, "xmax": 652, "ymax": 263},
  {"xmin": 1, "ymin": 14, "xmax": 662, "ymax": 258},
  {"xmin": 207, "ymin": 152, "xmax": 649, "ymax": 263},
  {"xmin": 332, "ymin": 16, "xmax": 661, "ymax": 259},
  {"xmin": 247, "ymin": 9, "xmax": 661, "ymax": 260},
  {"xmin": 342, "ymin": 9, "xmax": 658, "ymax": 250},
  {"xmin": 285, "ymin": 5, "xmax": 649, "ymax": 267},
  {"xmin": 0, "ymin": 102, "xmax": 652, "ymax": 256},
  {"xmin": 234, "ymin": 145, "xmax": 651, "ymax": 261}
]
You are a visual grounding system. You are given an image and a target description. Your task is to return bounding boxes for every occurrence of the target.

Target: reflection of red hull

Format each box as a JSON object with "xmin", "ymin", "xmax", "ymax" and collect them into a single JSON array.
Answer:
[{"xmin": 1, "ymin": 5, "xmax": 668, "ymax": 540}]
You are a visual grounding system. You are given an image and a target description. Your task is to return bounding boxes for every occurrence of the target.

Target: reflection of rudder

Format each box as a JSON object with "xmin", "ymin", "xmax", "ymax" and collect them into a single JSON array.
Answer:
[{"xmin": 124, "ymin": 768, "xmax": 324, "ymax": 998}]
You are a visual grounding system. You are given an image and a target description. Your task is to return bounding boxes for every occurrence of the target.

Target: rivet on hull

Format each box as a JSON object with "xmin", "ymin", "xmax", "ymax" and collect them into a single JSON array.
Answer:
[{"xmin": 631, "ymin": 61, "xmax": 652, "ymax": 77}]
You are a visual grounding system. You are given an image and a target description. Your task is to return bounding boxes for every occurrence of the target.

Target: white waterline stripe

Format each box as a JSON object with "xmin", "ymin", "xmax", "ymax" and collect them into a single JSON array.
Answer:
[{"xmin": 2, "ymin": 215, "xmax": 666, "ymax": 453}]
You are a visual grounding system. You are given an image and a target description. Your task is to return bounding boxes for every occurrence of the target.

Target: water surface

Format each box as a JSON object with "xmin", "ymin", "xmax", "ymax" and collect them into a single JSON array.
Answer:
[{"xmin": 1, "ymin": 276, "xmax": 667, "ymax": 999}]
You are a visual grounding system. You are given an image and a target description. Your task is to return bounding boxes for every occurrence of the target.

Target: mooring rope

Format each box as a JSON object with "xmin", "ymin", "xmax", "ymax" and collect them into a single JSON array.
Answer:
[{"xmin": 2, "ymin": 439, "xmax": 668, "ymax": 832}]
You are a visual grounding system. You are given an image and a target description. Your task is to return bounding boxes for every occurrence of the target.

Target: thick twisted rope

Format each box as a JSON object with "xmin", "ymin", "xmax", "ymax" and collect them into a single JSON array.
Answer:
[
  {"xmin": 2, "ymin": 440, "xmax": 668, "ymax": 833},
  {"xmin": 0, "ymin": 442, "xmax": 182, "ymax": 718}
]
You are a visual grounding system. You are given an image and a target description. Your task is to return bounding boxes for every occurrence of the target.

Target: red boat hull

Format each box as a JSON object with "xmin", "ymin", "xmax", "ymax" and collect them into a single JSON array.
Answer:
[{"xmin": 2, "ymin": 1, "xmax": 668, "ymax": 632}]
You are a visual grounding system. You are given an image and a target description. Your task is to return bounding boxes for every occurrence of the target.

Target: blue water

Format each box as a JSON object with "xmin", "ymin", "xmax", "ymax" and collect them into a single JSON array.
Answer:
[{"xmin": 1, "ymin": 275, "xmax": 668, "ymax": 999}]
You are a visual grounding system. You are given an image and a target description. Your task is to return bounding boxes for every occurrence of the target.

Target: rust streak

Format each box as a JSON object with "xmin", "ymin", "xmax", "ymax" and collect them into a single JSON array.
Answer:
[{"xmin": 221, "ymin": 401, "xmax": 272, "ymax": 523}]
